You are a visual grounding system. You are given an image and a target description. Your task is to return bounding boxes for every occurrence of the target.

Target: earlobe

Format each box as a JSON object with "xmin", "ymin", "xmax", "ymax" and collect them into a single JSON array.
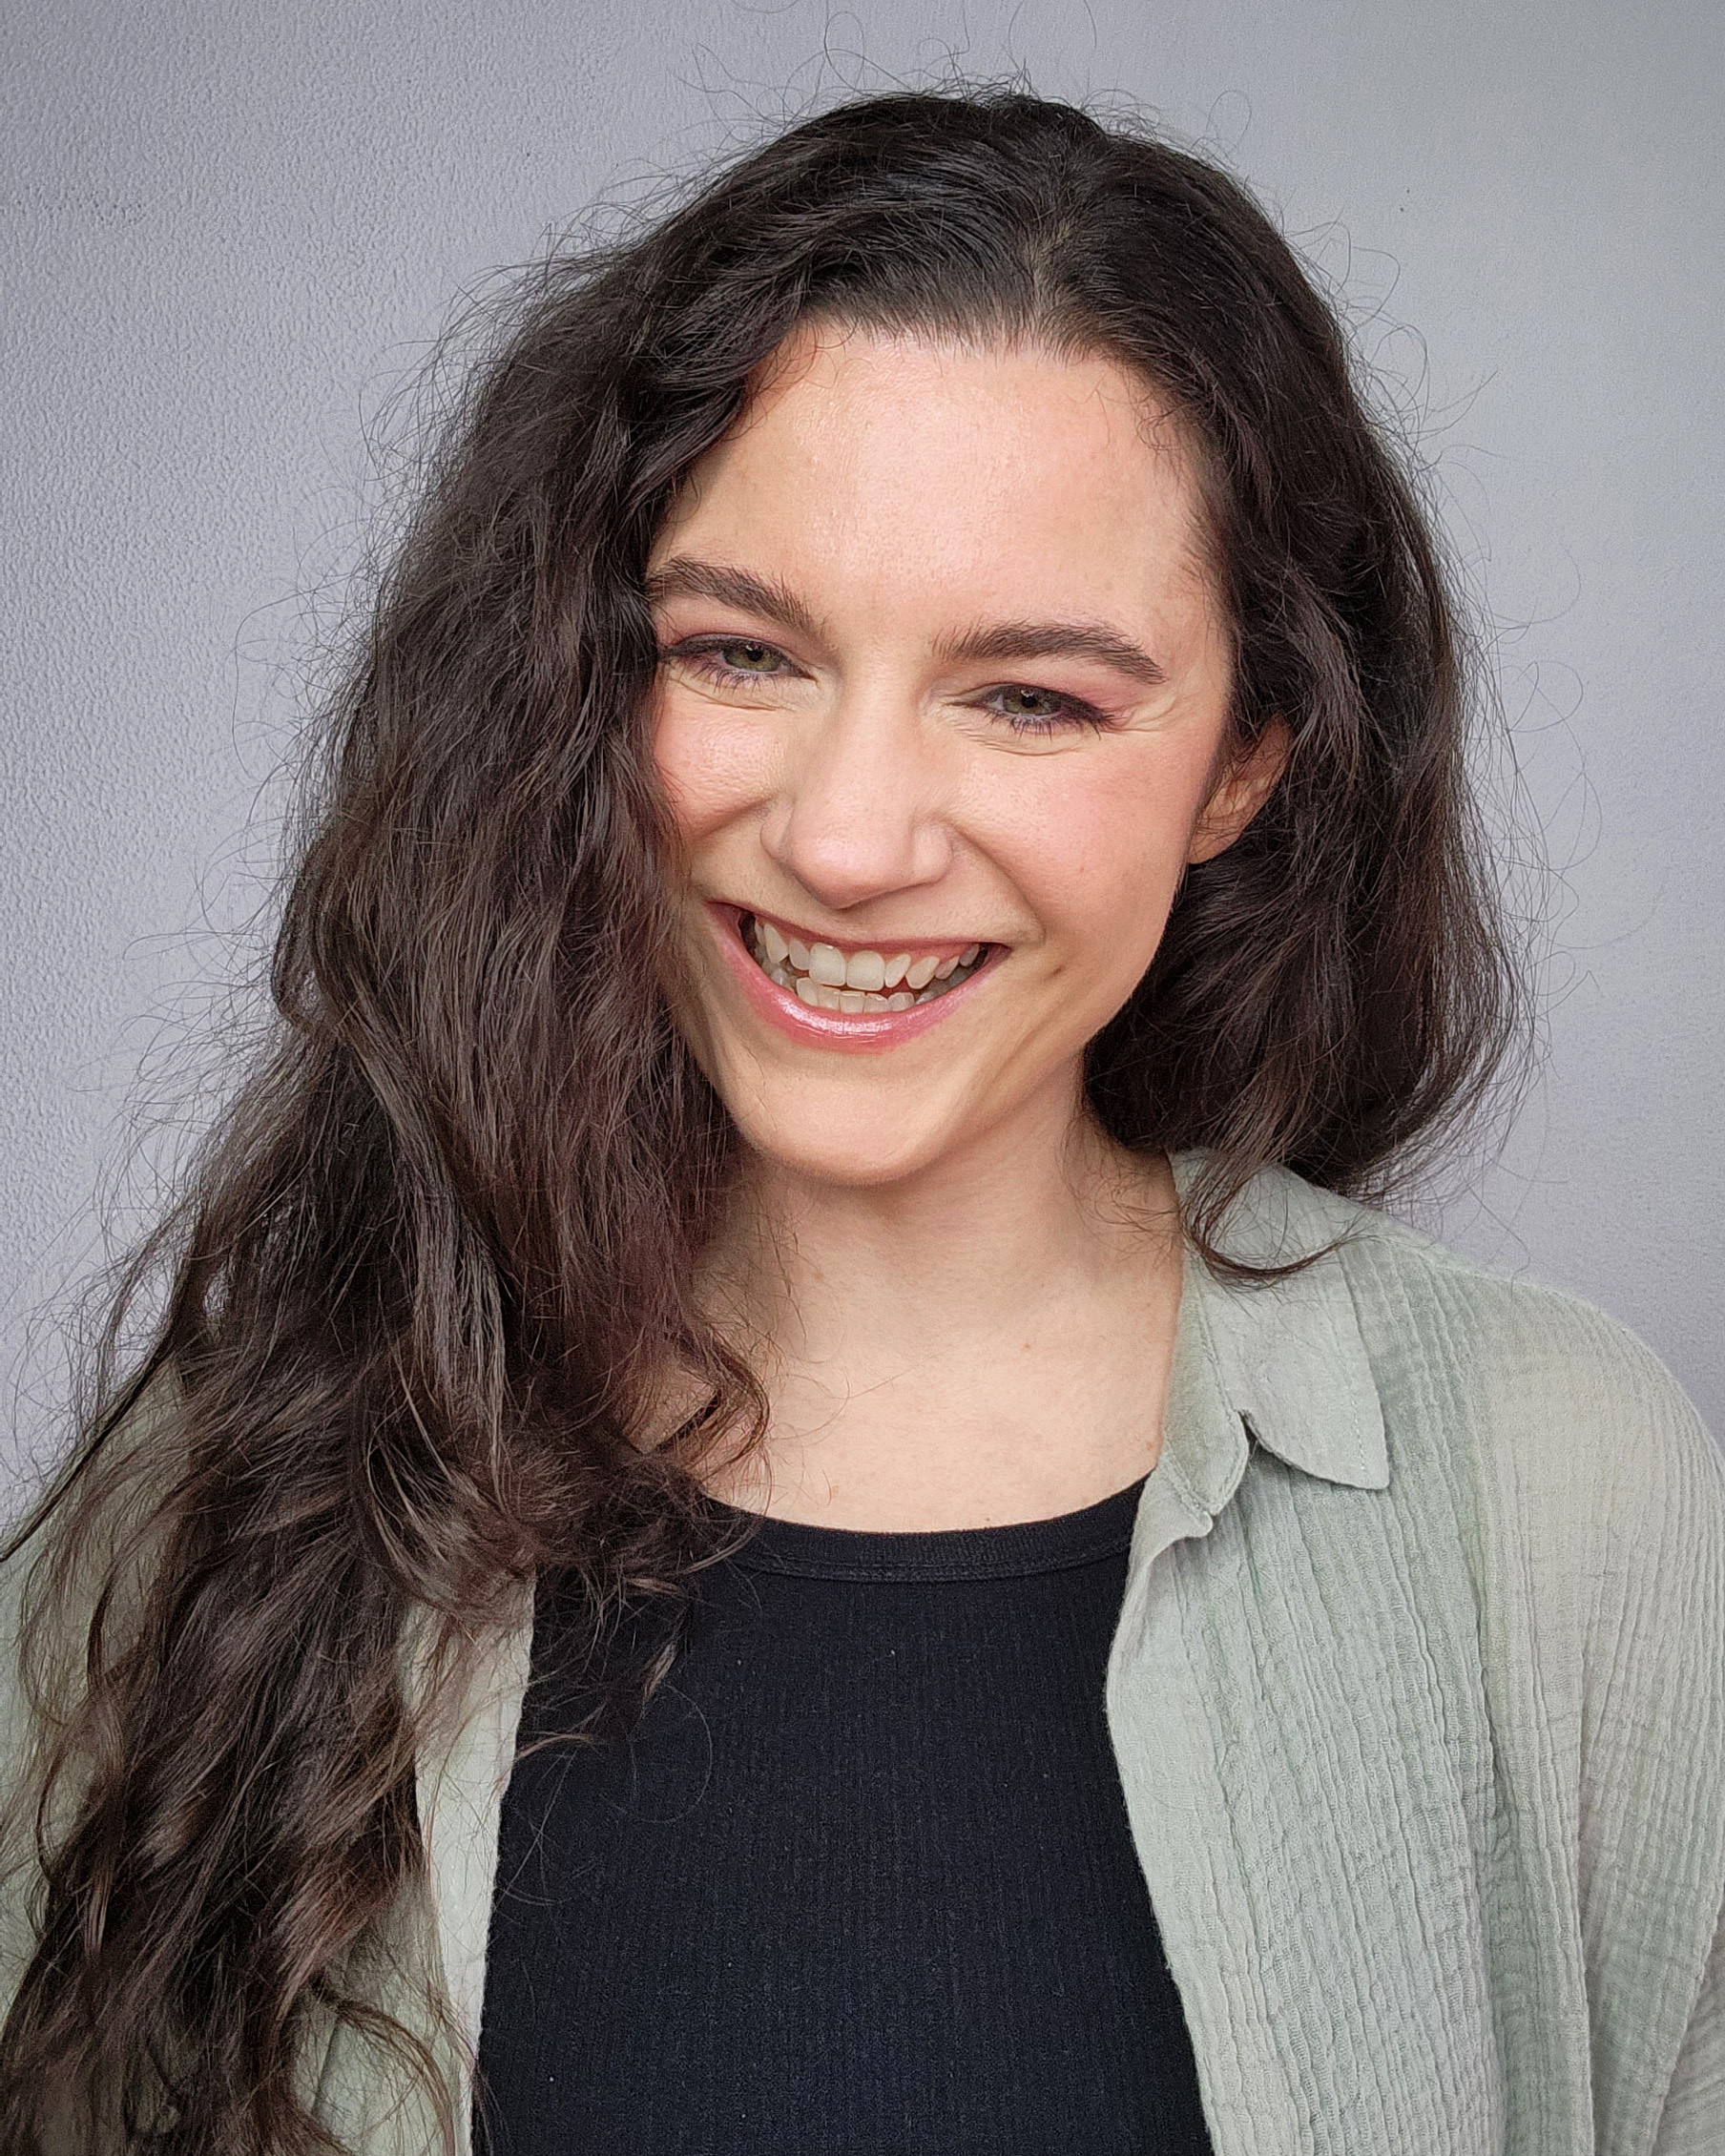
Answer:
[{"xmin": 1186, "ymin": 714, "xmax": 1291, "ymax": 865}]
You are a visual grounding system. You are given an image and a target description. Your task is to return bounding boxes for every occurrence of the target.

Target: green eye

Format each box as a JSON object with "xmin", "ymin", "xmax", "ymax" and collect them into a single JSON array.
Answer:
[
  {"xmin": 996, "ymin": 687, "xmax": 1063, "ymax": 718},
  {"xmin": 979, "ymin": 682, "xmax": 1109, "ymax": 736},
  {"xmin": 717, "ymin": 640, "xmax": 784, "ymax": 674}
]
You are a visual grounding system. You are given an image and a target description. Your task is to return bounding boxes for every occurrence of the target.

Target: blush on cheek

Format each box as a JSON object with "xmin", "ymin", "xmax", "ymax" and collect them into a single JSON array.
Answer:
[{"xmin": 1028, "ymin": 776, "xmax": 1197, "ymax": 943}]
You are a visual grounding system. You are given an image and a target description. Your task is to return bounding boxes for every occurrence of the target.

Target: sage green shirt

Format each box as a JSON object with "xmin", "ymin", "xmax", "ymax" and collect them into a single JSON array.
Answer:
[{"xmin": 5, "ymin": 1152, "xmax": 1723, "ymax": 2152}]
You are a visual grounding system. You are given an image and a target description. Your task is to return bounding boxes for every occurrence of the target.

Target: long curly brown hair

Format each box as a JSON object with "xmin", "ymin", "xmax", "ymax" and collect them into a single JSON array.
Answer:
[{"xmin": 0, "ymin": 86, "xmax": 1528, "ymax": 2153}]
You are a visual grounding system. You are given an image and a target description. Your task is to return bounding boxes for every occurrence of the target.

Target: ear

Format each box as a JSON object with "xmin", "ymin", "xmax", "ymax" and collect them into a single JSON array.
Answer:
[{"xmin": 1186, "ymin": 715, "xmax": 1291, "ymax": 865}]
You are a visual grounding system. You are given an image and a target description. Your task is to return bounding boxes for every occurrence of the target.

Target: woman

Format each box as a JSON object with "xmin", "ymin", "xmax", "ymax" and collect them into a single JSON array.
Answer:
[{"xmin": 1, "ymin": 86, "xmax": 1719, "ymax": 2156}]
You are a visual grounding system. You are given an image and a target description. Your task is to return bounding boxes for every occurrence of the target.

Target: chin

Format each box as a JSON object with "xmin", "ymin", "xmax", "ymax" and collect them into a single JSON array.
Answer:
[{"xmin": 731, "ymin": 1105, "xmax": 959, "ymax": 1189}]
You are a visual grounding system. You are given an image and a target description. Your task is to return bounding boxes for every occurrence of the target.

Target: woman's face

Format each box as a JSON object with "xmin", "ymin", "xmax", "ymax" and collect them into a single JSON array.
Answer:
[{"xmin": 646, "ymin": 324, "xmax": 1285, "ymax": 1190}]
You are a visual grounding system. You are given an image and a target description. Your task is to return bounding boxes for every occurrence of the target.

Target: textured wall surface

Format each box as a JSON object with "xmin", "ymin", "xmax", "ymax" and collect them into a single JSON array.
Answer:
[{"xmin": 3, "ymin": 0, "xmax": 1721, "ymax": 1485}]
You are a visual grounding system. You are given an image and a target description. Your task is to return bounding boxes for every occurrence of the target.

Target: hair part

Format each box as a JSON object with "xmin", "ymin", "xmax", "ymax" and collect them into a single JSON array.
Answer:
[{"xmin": 0, "ymin": 85, "xmax": 1529, "ymax": 2152}]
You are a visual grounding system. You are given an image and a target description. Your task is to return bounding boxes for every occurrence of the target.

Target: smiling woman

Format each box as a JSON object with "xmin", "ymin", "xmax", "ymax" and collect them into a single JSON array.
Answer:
[
  {"xmin": 648, "ymin": 335, "xmax": 1279, "ymax": 1068},
  {"xmin": 641, "ymin": 328, "xmax": 1292, "ymax": 1524},
  {"xmin": 1, "ymin": 86, "xmax": 1721, "ymax": 2156}
]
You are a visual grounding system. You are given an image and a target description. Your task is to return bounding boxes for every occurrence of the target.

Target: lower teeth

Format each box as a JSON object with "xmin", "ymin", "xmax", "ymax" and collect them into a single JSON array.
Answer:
[{"xmin": 743, "ymin": 919, "xmax": 981, "ymax": 1011}]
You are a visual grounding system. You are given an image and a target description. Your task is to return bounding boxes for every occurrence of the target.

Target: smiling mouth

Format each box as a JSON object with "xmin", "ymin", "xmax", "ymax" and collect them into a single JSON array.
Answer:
[{"xmin": 737, "ymin": 912, "xmax": 996, "ymax": 1012}]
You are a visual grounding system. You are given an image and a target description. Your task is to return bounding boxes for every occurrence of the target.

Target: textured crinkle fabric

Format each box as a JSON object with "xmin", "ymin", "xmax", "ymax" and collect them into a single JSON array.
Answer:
[
  {"xmin": 1100, "ymin": 1159, "xmax": 1725, "ymax": 2156},
  {"xmin": 1, "ymin": 1151, "xmax": 1721, "ymax": 2155}
]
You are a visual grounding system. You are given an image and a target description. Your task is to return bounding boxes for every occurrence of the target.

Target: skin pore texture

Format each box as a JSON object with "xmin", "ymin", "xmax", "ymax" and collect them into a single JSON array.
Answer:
[{"xmin": 648, "ymin": 324, "xmax": 1288, "ymax": 1529}]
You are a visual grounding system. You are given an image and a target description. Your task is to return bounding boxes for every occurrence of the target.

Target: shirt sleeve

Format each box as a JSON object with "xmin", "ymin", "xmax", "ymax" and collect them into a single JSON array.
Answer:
[
  {"xmin": 1568, "ymin": 1316, "xmax": 1725, "ymax": 2152},
  {"xmin": 1653, "ymin": 1886, "xmax": 1725, "ymax": 2152}
]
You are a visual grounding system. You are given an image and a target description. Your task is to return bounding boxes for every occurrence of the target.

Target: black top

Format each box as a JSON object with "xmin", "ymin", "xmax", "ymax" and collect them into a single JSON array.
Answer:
[{"xmin": 471, "ymin": 1476, "xmax": 1216, "ymax": 2155}]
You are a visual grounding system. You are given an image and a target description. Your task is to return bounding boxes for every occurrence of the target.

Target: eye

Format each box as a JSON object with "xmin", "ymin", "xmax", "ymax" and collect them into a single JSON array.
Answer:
[
  {"xmin": 979, "ymin": 684, "xmax": 1110, "ymax": 736},
  {"xmin": 713, "ymin": 638, "xmax": 789, "ymax": 674},
  {"xmin": 663, "ymin": 635, "xmax": 797, "ymax": 682}
]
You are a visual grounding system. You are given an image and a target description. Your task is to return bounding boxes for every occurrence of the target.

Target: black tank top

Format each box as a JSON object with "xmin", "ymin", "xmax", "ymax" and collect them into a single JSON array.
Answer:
[{"xmin": 471, "ymin": 1475, "xmax": 1216, "ymax": 2154}]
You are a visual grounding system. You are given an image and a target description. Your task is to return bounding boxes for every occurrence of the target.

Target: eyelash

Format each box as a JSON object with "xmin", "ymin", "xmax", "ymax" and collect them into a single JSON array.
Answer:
[{"xmin": 662, "ymin": 637, "xmax": 1112, "ymax": 737}]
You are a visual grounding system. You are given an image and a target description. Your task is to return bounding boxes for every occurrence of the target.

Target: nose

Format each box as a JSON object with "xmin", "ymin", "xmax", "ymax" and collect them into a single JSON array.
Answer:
[{"xmin": 758, "ymin": 681, "xmax": 955, "ymax": 913}]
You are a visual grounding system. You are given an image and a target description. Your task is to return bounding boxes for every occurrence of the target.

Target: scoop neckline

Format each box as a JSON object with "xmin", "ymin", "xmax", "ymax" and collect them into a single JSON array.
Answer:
[{"xmin": 701, "ymin": 1472, "xmax": 1151, "ymax": 1583}]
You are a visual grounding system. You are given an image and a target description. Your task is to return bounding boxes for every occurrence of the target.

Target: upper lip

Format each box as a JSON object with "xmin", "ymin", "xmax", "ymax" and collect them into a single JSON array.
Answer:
[{"xmin": 721, "ymin": 901, "xmax": 994, "ymax": 963}]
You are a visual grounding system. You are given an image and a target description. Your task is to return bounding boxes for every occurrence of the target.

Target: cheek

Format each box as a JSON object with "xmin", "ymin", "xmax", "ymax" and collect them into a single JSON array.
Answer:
[
  {"xmin": 651, "ymin": 690, "xmax": 776, "ymax": 839},
  {"xmin": 1009, "ymin": 754, "xmax": 1211, "ymax": 956}
]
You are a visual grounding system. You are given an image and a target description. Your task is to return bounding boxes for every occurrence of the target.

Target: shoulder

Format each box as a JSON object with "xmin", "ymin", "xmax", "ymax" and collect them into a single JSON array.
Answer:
[
  {"xmin": 1313, "ymin": 1174, "xmax": 1721, "ymax": 1511},
  {"xmin": 1278, "ymin": 1166, "xmax": 1725, "ymax": 1888},
  {"xmin": 1261, "ymin": 1166, "xmax": 1724, "ymax": 1715},
  {"xmin": 1231, "ymin": 1157, "xmax": 1712, "ymax": 1450},
  {"xmin": 1200, "ymin": 1152, "xmax": 1719, "ymax": 1491},
  {"xmin": 1214, "ymin": 1156, "xmax": 1723, "ymax": 1650}
]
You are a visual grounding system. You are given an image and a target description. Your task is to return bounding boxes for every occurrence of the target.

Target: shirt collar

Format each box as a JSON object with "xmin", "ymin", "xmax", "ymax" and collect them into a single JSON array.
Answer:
[{"xmin": 1164, "ymin": 1150, "xmax": 1390, "ymax": 1502}]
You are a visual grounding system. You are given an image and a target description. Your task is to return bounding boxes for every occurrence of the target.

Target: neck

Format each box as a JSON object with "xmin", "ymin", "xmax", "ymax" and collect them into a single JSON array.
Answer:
[{"xmin": 687, "ymin": 1074, "xmax": 1185, "ymax": 1527}]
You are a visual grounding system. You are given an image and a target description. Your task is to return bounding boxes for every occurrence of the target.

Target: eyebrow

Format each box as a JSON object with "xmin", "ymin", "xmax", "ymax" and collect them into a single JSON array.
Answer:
[
  {"xmin": 933, "ymin": 619, "xmax": 1167, "ymax": 690},
  {"xmin": 644, "ymin": 559, "xmax": 822, "ymax": 642},
  {"xmin": 645, "ymin": 556, "xmax": 1167, "ymax": 690}
]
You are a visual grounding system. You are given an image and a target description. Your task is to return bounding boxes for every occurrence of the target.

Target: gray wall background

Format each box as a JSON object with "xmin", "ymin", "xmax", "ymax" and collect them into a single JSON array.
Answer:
[{"xmin": 3, "ymin": 0, "xmax": 1720, "ymax": 1487}]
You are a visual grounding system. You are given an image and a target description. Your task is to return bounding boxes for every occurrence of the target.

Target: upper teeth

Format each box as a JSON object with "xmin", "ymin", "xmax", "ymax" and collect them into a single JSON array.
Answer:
[{"xmin": 747, "ymin": 916, "xmax": 986, "ymax": 1011}]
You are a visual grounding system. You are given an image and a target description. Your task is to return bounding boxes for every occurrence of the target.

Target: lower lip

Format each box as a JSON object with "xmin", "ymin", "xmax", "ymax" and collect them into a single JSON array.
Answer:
[{"xmin": 708, "ymin": 903, "xmax": 1003, "ymax": 1055}]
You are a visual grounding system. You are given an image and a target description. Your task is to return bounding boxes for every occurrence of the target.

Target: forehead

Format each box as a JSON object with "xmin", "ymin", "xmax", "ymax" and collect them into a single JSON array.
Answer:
[{"xmin": 651, "ymin": 324, "xmax": 1218, "ymax": 636}]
